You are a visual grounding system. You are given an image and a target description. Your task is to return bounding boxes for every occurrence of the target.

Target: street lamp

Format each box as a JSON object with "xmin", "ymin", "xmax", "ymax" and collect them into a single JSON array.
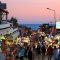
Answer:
[{"xmin": 46, "ymin": 8, "xmax": 56, "ymax": 35}]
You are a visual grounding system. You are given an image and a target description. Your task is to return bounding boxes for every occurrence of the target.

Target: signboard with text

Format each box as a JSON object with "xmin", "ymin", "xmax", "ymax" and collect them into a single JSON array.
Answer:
[{"xmin": 56, "ymin": 21, "xmax": 60, "ymax": 29}]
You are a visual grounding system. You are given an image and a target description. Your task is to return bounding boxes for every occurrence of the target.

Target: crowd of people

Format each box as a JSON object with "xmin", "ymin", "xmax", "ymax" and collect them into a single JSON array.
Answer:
[
  {"xmin": 11, "ymin": 40, "xmax": 60, "ymax": 60},
  {"xmin": 8, "ymin": 30, "xmax": 60, "ymax": 60}
]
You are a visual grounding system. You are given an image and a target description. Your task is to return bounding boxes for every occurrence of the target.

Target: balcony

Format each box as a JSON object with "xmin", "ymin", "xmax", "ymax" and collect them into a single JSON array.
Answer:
[{"xmin": 0, "ymin": 20, "xmax": 11, "ymax": 29}]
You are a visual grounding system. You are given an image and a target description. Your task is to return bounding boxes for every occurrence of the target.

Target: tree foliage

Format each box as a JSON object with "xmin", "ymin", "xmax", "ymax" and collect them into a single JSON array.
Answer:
[
  {"xmin": 10, "ymin": 17, "xmax": 18, "ymax": 27},
  {"xmin": 0, "ymin": 12, "xmax": 3, "ymax": 20}
]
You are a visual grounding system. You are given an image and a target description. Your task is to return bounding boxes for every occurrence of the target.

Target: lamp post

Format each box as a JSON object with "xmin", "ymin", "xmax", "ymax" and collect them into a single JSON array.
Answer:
[{"xmin": 47, "ymin": 8, "xmax": 56, "ymax": 35}]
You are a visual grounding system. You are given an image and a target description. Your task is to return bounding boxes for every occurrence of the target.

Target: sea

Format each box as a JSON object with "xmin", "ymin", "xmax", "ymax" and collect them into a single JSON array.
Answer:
[
  {"xmin": 21, "ymin": 24, "xmax": 40, "ymax": 30},
  {"xmin": 20, "ymin": 24, "xmax": 55, "ymax": 30}
]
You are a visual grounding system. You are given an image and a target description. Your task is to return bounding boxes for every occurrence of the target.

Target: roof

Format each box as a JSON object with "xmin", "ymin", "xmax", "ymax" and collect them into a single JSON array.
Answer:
[{"xmin": 0, "ymin": 8, "xmax": 9, "ymax": 14}]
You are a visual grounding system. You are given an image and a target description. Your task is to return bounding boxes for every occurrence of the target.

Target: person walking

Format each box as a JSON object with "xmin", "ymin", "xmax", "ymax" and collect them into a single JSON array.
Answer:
[
  {"xmin": 36, "ymin": 43, "xmax": 41, "ymax": 60},
  {"xmin": 53, "ymin": 46, "xmax": 58, "ymax": 60},
  {"xmin": 37, "ymin": 43, "xmax": 41, "ymax": 55},
  {"xmin": 12, "ymin": 44, "xmax": 20, "ymax": 60},
  {"xmin": 15, "ymin": 44, "xmax": 21, "ymax": 60},
  {"xmin": 28, "ymin": 47, "xmax": 33, "ymax": 60},
  {"xmin": 58, "ymin": 50, "xmax": 60, "ymax": 60},
  {"xmin": 47, "ymin": 45, "xmax": 53, "ymax": 60},
  {"xmin": 58, "ymin": 45, "xmax": 60, "ymax": 60},
  {"xmin": 19, "ymin": 44, "xmax": 25, "ymax": 60},
  {"xmin": 41, "ymin": 45, "xmax": 46, "ymax": 60}
]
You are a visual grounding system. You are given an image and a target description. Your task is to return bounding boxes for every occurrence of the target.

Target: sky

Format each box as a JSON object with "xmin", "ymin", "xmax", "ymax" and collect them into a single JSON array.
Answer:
[{"xmin": 0, "ymin": 0, "xmax": 60, "ymax": 24}]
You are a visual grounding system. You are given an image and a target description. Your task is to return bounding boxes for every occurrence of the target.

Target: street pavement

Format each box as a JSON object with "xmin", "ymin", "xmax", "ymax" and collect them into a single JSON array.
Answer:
[{"xmin": 24, "ymin": 55, "xmax": 54, "ymax": 60}]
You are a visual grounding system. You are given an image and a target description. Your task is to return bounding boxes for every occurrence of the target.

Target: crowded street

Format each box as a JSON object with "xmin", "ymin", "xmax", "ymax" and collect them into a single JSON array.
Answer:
[
  {"xmin": 0, "ymin": 0, "xmax": 60, "ymax": 60},
  {"xmin": 24, "ymin": 55, "xmax": 54, "ymax": 60}
]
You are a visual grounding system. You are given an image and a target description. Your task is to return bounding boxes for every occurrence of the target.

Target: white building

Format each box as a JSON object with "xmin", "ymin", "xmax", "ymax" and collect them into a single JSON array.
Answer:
[{"xmin": 0, "ymin": 4, "xmax": 20, "ymax": 40}]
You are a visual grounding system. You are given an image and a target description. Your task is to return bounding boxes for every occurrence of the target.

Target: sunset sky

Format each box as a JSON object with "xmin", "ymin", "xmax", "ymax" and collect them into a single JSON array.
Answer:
[{"xmin": 0, "ymin": 0, "xmax": 60, "ymax": 24}]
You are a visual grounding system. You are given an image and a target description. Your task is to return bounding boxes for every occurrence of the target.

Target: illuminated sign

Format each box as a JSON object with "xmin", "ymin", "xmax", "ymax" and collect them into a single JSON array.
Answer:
[
  {"xmin": 56, "ymin": 21, "xmax": 60, "ymax": 29},
  {"xmin": 43, "ymin": 24, "xmax": 49, "ymax": 28}
]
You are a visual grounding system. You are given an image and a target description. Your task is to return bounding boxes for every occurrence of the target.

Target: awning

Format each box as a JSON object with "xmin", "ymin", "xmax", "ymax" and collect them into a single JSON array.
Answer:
[{"xmin": 0, "ymin": 8, "xmax": 9, "ymax": 14}]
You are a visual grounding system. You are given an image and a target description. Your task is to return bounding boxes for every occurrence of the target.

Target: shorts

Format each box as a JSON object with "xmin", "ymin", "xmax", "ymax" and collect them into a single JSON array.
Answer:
[{"xmin": 48, "ymin": 55, "xmax": 52, "ymax": 58}]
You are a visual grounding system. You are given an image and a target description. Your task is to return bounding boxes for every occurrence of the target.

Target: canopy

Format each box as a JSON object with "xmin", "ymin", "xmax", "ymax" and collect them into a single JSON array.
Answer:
[{"xmin": 0, "ymin": 8, "xmax": 9, "ymax": 14}]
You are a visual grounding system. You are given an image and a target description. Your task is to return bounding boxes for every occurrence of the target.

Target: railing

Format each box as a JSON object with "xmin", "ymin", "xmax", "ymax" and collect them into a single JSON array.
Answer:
[
  {"xmin": 0, "ymin": 23, "xmax": 11, "ymax": 29},
  {"xmin": 0, "ymin": 27, "xmax": 19, "ymax": 39},
  {"xmin": 12, "ymin": 31, "xmax": 20, "ymax": 40},
  {"xmin": 0, "ymin": 20, "xmax": 10, "ymax": 24},
  {"xmin": 8, "ymin": 28, "xmax": 18, "ymax": 34}
]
